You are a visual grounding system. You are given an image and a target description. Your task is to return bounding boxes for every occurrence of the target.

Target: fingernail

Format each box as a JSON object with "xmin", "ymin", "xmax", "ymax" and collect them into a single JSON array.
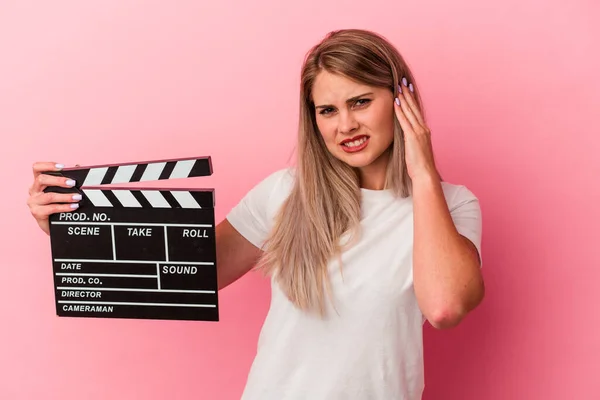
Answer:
[
  {"xmin": 398, "ymin": 84, "xmax": 402, "ymax": 94},
  {"xmin": 409, "ymin": 83, "xmax": 414, "ymax": 93},
  {"xmin": 70, "ymin": 203, "xmax": 79, "ymax": 209},
  {"xmin": 66, "ymin": 179, "xmax": 76, "ymax": 187},
  {"xmin": 72, "ymin": 194, "xmax": 82, "ymax": 201},
  {"xmin": 395, "ymin": 98, "xmax": 400, "ymax": 106},
  {"xmin": 55, "ymin": 163, "xmax": 64, "ymax": 169},
  {"xmin": 402, "ymin": 77, "xmax": 408, "ymax": 86}
]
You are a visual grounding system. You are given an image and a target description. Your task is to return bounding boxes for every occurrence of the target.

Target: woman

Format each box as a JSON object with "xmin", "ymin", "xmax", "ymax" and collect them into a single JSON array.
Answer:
[{"xmin": 27, "ymin": 29, "xmax": 484, "ymax": 400}]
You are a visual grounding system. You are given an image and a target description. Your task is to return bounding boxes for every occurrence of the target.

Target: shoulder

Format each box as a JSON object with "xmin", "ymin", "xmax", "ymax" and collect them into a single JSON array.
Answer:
[
  {"xmin": 248, "ymin": 167, "xmax": 296, "ymax": 203},
  {"xmin": 440, "ymin": 181, "xmax": 480, "ymax": 211},
  {"xmin": 261, "ymin": 167, "xmax": 296, "ymax": 189},
  {"xmin": 225, "ymin": 167, "xmax": 296, "ymax": 248},
  {"xmin": 440, "ymin": 180, "xmax": 483, "ymax": 261}
]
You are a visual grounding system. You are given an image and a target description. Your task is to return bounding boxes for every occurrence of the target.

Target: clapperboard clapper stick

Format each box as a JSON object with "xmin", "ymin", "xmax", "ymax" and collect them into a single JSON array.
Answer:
[{"xmin": 43, "ymin": 156, "xmax": 219, "ymax": 321}]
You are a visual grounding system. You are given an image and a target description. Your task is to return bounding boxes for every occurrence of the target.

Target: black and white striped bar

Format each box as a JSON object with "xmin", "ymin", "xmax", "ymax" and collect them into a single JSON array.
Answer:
[
  {"xmin": 80, "ymin": 188, "xmax": 214, "ymax": 209},
  {"xmin": 48, "ymin": 156, "xmax": 212, "ymax": 187}
]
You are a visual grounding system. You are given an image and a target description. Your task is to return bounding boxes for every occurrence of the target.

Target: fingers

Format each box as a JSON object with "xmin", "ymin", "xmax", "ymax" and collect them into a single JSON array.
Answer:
[
  {"xmin": 29, "ymin": 171, "xmax": 76, "ymax": 196},
  {"xmin": 394, "ymin": 95, "xmax": 413, "ymax": 136},
  {"xmin": 28, "ymin": 190, "xmax": 81, "ymax": 220},
  {"xmin": 29, "ymin": 202, "xmax": 81, "ymax": 221},
  {"xmin": 32, "ymin": 161, "xmax": 65, "ymax": 178},
  {"xmin": 395, "ymin": 81, "xmax": 419, "ymax": 131},
  {"xmin": 28, "ymin": 162, "xmax": 80, "ymax": 234},
  {"xmin": 395, "ymin": 77, "xmax": 427, "ymax": 132},
  {"xmin": 29, "ymin": 191, "xmax": 82, "ymax": 207},
  {"xmin": 400, "ymin": 77, "xmax": 425, "ymax": 127},
  {"xmin": 27, "ymin": 191, "xmax": 82, "ymax": 217}
]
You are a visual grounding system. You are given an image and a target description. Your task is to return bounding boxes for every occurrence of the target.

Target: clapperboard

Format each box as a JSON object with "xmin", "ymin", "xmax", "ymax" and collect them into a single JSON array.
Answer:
[{"xmin": 44, "ymin": 156, "xmax": 219, "ymax": 322}]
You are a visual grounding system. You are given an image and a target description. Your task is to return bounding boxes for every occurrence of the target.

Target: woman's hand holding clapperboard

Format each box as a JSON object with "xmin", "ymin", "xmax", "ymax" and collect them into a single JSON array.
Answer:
[{"xmin": 28, "ymin": 162, "xmax": 83, "ymax": 235}]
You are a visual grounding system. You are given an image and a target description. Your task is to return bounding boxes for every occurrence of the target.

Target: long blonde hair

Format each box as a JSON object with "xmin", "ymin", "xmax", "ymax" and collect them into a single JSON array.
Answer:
[{"xmin": 256, "ymin": 29, "xmax": 426, "ymax": 315}]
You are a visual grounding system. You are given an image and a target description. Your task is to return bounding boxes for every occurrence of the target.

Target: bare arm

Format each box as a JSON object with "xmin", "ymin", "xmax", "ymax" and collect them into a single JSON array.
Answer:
[
  {"xmin": 412, "ymin": 175, "xmax": 485, "ymax": 330},
  {"xmin": 215, "ymin": 219, "xmax": 263, "ymax": 290},
  {"xmin": 393, "ymin": 78, "xmax": 484, "ymax": 330}
]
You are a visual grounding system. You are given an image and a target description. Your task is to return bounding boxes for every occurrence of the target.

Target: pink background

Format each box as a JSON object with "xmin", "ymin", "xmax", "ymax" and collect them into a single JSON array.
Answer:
[{"xmin": 1, "ymin": 1, "xmax": 598, "ymax": 399}]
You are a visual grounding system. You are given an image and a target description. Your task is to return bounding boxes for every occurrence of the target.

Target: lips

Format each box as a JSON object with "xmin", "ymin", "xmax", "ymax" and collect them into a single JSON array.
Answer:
[
  {"xmin": 340, "ymin": 135, "xmax": 369, "ymax": 147},
  {"xmin": 339, "ymin": 135, "xmax": 369, "ymax": 153}
]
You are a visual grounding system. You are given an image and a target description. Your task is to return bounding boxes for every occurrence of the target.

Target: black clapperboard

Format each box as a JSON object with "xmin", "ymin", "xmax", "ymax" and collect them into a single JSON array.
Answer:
[{"xmin": 44, "ymin": 156, "xmax": 219, "ymax": 322}]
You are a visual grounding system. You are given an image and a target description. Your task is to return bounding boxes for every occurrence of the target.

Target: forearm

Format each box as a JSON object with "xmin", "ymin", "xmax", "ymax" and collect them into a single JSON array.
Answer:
[
  {"xmin": 215, "ymin": 219, "xmax": 263, "ymax": 290},
  {"xmin": 411, "ymin": 174, "xmax": 484, "ymax": 329}
]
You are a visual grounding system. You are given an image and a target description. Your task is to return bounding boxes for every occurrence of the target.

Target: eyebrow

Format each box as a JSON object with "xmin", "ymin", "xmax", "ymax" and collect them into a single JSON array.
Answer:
[{"xmin": 314, "ymin": 92, "xmax": 374, "ymax": 109}]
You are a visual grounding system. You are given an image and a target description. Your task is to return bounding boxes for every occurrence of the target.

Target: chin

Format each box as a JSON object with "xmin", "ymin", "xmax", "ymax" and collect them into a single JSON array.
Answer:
[
  {"xmin": 326, "ymin": 147, "xmax": 381, "ymax": 169},
  {"xmin": 337, "ymin": 153, "xmax": 377, "ymax": 168}
]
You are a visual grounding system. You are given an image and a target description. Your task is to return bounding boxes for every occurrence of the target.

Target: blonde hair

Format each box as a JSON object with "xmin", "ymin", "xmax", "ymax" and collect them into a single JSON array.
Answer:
[{"xmin": 256, "ymin": 29, "xmax": 427, "ymax": 315}]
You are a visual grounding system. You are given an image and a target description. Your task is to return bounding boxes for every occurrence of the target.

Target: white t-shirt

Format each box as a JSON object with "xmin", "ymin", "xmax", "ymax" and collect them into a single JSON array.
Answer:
[{"xmin": 226, "ymin": 167, "xmax": 482, "ymax": 400}]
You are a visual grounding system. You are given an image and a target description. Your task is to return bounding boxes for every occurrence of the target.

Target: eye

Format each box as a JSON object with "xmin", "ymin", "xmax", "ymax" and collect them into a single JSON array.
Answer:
[
  {"xmin": 319, "ymin": 107, "xmax": 335, "ymax": 115},
  {"xmin": 354, "ymin": 98, "xmax": 371, "ymax": 107}
]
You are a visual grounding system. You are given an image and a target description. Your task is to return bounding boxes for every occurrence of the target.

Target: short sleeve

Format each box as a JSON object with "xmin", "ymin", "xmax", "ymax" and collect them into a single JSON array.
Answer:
[
  {"xmin": 226, "ymin": 168, "xmax": 292, "ymax": 249},
  {"xmin": 449, "ymin": 185, "xmax": 483, "ymax": 265}
]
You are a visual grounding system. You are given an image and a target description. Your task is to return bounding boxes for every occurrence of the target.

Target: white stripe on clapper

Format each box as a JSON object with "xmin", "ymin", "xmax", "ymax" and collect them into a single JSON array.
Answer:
[
  {"xmin": 111, "ymin": 164, "xmax": 137, "ymax": 184},
  {"xmin": 84, "ymin": 189, "xmax": 112, "ymax": 207},
  {"xmin": 112, "ymin": 190, "xmax": 142, "ymax": 207},
  {"xmin": 169, "ymin": 159, "xmax": 195, "ymax": 179},
  {"xmin": 140, "ymin": 162, "xmax": 166, "ymax": 181},
  {"xmin": 56, "ymin": 287, "xmax": 216, "ymax": 294},
  {"xmin": 157, "ymin": 263, "xmax": 162, "ymax": 289},
  {"xmin": 55, "ymin": 273, "xmax": 156, "ymax": 278},
  {"xmin": 141, "ymin": 190, "xmax": 171, "ymax": 208},
  {"xmin": 83, "ymin": 167, "xmax": 109, "ymax": 186},
  {"xmin": 164, "ymin": 226, "xmax": 169, "ymax": 261},
  {"xmin": 171, "ymin": 191, "xmax": 201, "ymax": 208},
  {"xmin": 58, "ymin": 301, "xmax": 215, "ymax": 308},
  {"xmin": 54, "ymin": 258, "xmax": 213, "ymax": 265},
  {"xmin": 111, "ymin": 225, "xmax": 116, "ymax": 260}
]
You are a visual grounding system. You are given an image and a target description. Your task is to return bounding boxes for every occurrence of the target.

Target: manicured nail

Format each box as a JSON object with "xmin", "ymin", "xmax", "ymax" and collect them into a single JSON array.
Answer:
[
  {"xmin": 70, "ymin": 203, "xmax": 79, "ymax": 209},
  {"xmin": 409, "ymin": 83, "xmax": 414, "ymax": 93},
  {"xmin": 66, "ymin": 179, "xmax": 76, "ymax": 187},
  {"xmin": 72, "ymin": 194, "xmax": 82, "ymax": 201},
  {"xmin": 55, "ymin": 163, "xmax": 64, "ymax": 169},
  {"xmin": 398, "ymin": 84, "xmax": 402, "ymax": 94},
  {"xmin": 402, "ymin": 77, "xmax": 408, "ymax": 86},
  {"xmin": 395, "ymin": 97, "xmax": 400, "ymax": 106}
]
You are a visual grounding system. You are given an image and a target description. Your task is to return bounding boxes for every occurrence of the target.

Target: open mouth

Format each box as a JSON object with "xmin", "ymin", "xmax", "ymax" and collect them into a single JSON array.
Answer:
[{"xmin": 340, "ymin": 135, "xmax": 369, "ymax": 153}]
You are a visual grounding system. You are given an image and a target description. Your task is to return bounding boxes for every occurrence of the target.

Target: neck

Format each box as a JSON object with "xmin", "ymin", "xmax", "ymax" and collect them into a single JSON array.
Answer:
[{"xmin": 357, "ymin": 150, "xmax": 390, "ymax": 190}]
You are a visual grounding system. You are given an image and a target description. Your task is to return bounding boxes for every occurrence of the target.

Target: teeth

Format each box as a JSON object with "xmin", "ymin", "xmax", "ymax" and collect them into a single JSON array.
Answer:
[{"xmin": 343, "ymin": 137, "xmax": 367, "ymax": 147}]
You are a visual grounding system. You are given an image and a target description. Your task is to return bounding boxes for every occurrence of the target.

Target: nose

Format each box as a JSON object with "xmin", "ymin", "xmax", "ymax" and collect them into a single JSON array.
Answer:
[{"xmin": 338, "ymin": 110, "xmax": 359, "ymax": 135}]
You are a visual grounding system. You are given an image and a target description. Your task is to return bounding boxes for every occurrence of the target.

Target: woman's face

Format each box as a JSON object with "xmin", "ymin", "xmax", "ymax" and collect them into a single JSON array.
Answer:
[{"xmin": 312, "ymin": 70, "xmax": 395, "ymax": 186}]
